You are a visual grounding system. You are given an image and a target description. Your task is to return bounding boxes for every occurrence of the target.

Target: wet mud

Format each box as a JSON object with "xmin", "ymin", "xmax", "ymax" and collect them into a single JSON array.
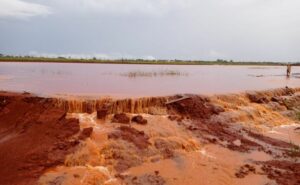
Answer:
[
  {"xmin": 1, "ymin": 88, "xmax": 300, "ymax": 185},
  {"xmin": 0, "ymin": 92, "xmax": 91, "ymax": 185}
]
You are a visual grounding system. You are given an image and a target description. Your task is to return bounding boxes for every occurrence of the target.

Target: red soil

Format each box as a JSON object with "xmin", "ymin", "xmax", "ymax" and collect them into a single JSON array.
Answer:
[
  {"xmin": 108, "ymin": 126, "xmax": 150, "ymax": 150},
  {"xmin": 131, "ymin": 115, "xmax": 148, "ymax": 125},
  {"xmin": 0, "ymin": 92, "xmax": 89, "ymax": 185},
  {"xmin": 1, "ymin": 90, "xmax": 300, "ymax": 185},
  {"xmin": 166, "ymin": 95, "xmax": 224, "ymax": 120},
  {"xmin": 259, "ymin": 160, "xmax": 300, "ymax": 185},
  {"xmin": 112, "ymin": 113, "xmax": 130, "ymax": 124}
]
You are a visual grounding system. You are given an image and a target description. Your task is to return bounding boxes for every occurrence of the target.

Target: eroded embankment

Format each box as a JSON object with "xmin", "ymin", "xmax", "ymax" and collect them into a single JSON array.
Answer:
[
  {"xmin": 1, "ymin": 88, "xmax": 300, "ymax": 185},
  {"xmin": 53, "ymin": 96, "xmax": 169, "ymax": 114},
  {"xmin": 0, "ymin": 92, "xmax": 92, "ymax": 185}
]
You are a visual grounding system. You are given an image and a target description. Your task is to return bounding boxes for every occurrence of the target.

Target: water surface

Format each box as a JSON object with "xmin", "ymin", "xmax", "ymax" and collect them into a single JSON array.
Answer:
[{"xmin": 0, "ymin": 62, "xmax": 299, "ymax": 97}]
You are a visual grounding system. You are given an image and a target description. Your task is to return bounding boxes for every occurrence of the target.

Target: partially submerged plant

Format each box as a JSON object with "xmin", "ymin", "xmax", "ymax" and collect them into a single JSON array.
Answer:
[
  {"xmin": 296, "ymin": 111, "xmax": 300, "ymax": 120},
  {"xmin": 120, "ymin": 70, "xmax": 188, "ymax": 78},
  {"xmin": 287, "ymin": 140, "xmax": 300, "ymax": 158},
  {"xmin": 283, "ymin": 99, "xmax": 293, "ymax": 110}
]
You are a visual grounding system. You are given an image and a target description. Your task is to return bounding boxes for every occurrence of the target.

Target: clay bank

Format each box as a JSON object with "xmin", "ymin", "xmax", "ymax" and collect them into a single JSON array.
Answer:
[{"xmin": 0, "ymin": 87, "xmax": 300, "ymax": 185}]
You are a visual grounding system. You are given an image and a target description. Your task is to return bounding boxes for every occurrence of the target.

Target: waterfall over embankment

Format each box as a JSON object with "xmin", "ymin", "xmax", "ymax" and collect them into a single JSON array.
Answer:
[
  {"xmin": 53, "ymin": 87, "xmax": 300, "ymax": 115},
  {"xmin": 53, "ymin": 96, "xmax": 169, "ymax": 114}
]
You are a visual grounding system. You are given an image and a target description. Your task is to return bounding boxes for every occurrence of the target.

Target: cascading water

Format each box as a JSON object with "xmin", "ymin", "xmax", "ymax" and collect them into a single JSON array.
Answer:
[
  {"xmin": 53, "ymin": 96, "xmax": 169, "ymax": 114},
  {"xmin": 53, "ymin": 87, "xmax": 300, "ymax": 116}
]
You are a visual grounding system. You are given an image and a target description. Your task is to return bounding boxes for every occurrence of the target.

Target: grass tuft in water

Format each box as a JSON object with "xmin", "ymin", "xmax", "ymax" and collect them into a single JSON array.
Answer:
[{"xmin": 120, "ymin": 70, "xmax": 188, "ymax": 78}]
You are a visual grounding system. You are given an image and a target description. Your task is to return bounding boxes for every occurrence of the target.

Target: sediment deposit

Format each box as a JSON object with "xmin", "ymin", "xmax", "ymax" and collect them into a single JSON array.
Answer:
[{"xmin": 0, "ymin": 88, "xmax": 300, "ymax": 185}]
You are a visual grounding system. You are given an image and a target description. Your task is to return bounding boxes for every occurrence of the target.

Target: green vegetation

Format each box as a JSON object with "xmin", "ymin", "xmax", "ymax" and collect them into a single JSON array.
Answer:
[
  {"xmin": 288, "ymin": 141, "xmax": 300, "ymax": 158},
  {"xmin": 0, "ymin": 54, "xmax": 297, "ymax": 66},
  {"xmin": 296, "ymin": 111, "xmax": 300, "ymax": 120},
  {"xmin": 283, "ymin": 99, "xmax": 294, "ymax": 110}
]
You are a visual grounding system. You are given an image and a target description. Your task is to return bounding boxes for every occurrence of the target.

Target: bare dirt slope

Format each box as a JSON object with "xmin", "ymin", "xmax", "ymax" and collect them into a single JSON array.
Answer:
[{"xmin": 0, "ymin": 92, "xmax": 91, "ymax": 185}]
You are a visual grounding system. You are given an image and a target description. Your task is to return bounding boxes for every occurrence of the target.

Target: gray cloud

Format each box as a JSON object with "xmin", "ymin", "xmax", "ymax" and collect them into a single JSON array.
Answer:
[
  {"xmin": 0, "ymin": 0, "xmax": 51, "ymax": 19},
  {"xmin": 50, "ymin": 0, "xmax": 189, "ymax": 16},
  {"xmin": 0, "ymin": 0, "xmax": 299, "ymax": 62}
]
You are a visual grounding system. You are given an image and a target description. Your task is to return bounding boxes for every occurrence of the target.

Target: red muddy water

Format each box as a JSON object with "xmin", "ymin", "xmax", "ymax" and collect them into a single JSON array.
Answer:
[{"xmin": 0, "ymin": 62, "xmax": 300, "ymax": 97}]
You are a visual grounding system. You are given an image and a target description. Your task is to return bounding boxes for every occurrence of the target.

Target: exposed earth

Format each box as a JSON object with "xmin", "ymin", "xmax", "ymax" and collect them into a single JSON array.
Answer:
[{"xmin": 0, "ymin": 88, "xmax": 300, "ymax": 185}]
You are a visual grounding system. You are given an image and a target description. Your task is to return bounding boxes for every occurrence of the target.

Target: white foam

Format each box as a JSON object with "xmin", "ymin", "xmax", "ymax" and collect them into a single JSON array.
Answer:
[
  {"xmin": 87, "ymin": 165, "xmax": 119, "ymax": 184},
  {"xmin": 267, "ymin": 130, "xmax": 285, "ymax": 135},
  {"xmin": 198, "ymin": 149, "xmax": 216, "ymax": 159},
  {"xmin": 70, "ymin": 113, "xmax": 100, "ymax": 128},
  {"xmin": 94, "ymin": 166, "xmax": 111, "ymax": 177},
  {"xmin": 277, "ymin": 123, "xmax": 300, "ymax": 129},
  {"xmin": 104, "ymin": 178, "xmax": 118, "ymax": 184}
]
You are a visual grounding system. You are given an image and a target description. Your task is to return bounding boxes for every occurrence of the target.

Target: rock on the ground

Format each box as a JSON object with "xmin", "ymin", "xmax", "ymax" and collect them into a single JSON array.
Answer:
[
  {"xmin": 166, "ymin": 95, "xmax": 224, "ymax": 120},
  {"xmin": 132, "ymin": 115, "xmax": 148, "ymax": 125},
  {"xmin": 247, "ymin": 93, "xmax": 269, "ymax": 104},
  {"xmin": 108, "ymin": 126, "xmax": 150, "ymax": 150},
  {"xmin": 97, "ymin": 108, "xmax": 109, "ymax": 119},
  {"xmin": 78, "ymin": 127, "xmax": 93, "ymax": 140},
  {"xmin": 112, "ymin": 113, "xmax": 130, "ymax": 124}
]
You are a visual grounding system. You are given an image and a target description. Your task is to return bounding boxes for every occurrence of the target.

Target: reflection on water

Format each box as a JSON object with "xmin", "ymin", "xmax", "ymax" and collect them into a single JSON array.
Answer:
[
  {"xmin": 0, "ymin": 75, "xmax": 13, "ymax": 81},
  {"xmin": 0, "ymin": 62, "xmax": 299, "ymax": 97}
]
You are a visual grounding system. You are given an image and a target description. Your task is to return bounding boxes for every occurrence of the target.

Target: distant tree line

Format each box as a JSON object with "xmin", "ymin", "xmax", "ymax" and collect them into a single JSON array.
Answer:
[{"xmin": 0, "ymin": 53, "xmax": 298, "ymax": 66}]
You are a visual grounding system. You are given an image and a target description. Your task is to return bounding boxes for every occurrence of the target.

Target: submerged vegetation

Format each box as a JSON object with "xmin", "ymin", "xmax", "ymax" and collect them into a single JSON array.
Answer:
[
  {"xmin": 120, "ymin": 70, "xmax": 188, "ymax": 78},
  {"xmin": 0, "ymin": 54, "xmax": 297, "ymax": 66},
  {"xmin": 296, "ymin": 111, "xmax": 300, "ymax": 120},
  {"xmin": 288, "ymin": 141, "xmax": 300, "ymax": 158}
]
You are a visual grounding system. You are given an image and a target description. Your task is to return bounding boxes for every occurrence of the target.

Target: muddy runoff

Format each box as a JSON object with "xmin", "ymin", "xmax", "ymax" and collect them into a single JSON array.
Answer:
[{"xmin": 1, "ymin": 87, "xmax": 300, "ymax": 185}]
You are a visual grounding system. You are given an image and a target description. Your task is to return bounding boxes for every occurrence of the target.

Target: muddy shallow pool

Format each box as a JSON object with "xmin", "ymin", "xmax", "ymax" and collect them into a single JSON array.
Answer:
[{"xmin": 0, "ymin": 62, "xmax": 299, "ymax": 97}]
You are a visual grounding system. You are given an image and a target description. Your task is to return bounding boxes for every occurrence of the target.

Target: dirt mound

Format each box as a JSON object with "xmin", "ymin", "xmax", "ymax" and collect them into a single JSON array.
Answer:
[
  {"xmin": 259, "ymin": 160, "xmax": 300, "ymax": 185},
  {"xmin": 97, "ymin": 108, "xmax": 109, "ymax": 119},
  {"xmin": 235, "ymin": 164, "xmax": 256, "ymax": 178},
  {"xmin": 154, "ymin": 138, "xmax": 179, "ymax": 159},
  {"xmin": 122, "ymin": 173, "xmax": 166, "ymax": 185},
  {"xmin": 112, "ymin": 113, "xmax": 130, "ymax": 124},
  {"xmin": 166, "ymin": 95, "xmax": 224, "ymax": 120},
  {"xmin": 101, "ymin": 141, "xmax": 144, "ymax": 172},
  {"xmin": 108, "ymin": 126, "xmax": 150, "ymax": 150},
  {"xmin": 132, "ymin": 115, "xmax": 148, "ymax": 125},
  {"xmin": 78, "ymin": 127, "xmax": 93, "ymax": 140},
  {"xmin": 183, "ymin": 119, "xmax": 263, "ymax": 152},
  {"xmin": 246, "ymin": 130, "xmax": 296, "ymax": 149},
  {"xmin": 0, "ymin": 92, "xmax": 84, "ymax": 185},
  {"xmin": 247, "ymin": 93, "xmax": 269, "ymax": 104}
]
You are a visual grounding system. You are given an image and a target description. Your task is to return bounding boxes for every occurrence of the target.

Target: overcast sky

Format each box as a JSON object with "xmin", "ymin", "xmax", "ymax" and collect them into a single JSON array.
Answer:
[{"xmin": 0, "ymin": 0, "xmax": 299, "ymax": 62}]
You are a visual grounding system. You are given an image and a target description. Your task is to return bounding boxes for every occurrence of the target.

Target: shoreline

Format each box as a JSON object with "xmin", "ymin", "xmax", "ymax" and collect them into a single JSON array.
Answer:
[
  {"xmin": 3, "ymin": 86, "xmax": 300, "ymax": 99},
  {"xmin": 2, "ymin": 86, "xmax": 300, "ymax": 104}
]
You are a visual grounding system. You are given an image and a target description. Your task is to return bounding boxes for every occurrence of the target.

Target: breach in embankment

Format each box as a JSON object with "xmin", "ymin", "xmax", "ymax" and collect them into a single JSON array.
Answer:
[{"xmin": 0, "ymin": 87, "xmax": 300, "ymax": 185}]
